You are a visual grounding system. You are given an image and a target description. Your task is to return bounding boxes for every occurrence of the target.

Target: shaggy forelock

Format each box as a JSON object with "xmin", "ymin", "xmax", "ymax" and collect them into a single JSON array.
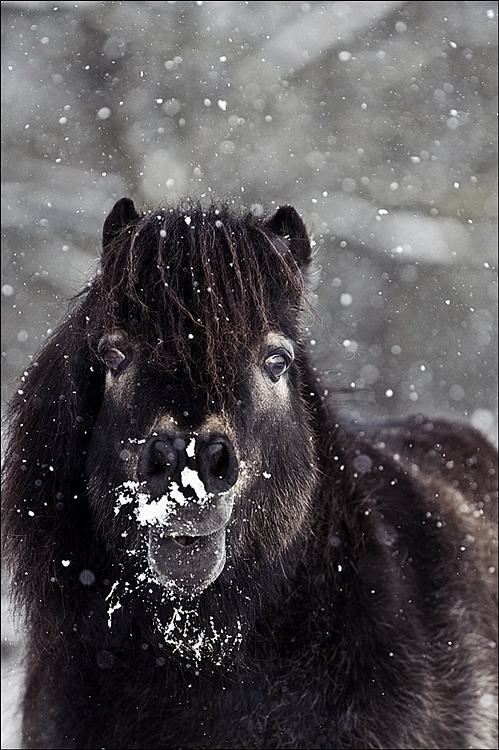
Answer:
[{"xmin": 94, "ymin": 201, "xmax": 306, "ymax": 390}]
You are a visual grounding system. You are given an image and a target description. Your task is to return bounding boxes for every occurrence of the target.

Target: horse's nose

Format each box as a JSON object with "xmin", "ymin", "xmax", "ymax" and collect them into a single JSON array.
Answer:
[{"xmin": 137, "ymin": 433, "xmax": 238, "ymax": 497}]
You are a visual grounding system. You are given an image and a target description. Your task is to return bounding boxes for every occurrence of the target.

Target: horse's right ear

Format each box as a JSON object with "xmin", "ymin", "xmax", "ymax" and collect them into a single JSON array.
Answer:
[
  {"xmin": 265, "ymin": 205, "xmax": 312, "ymax": 270},
  {"xmin": 102, "ymin": 197, "xmax": 140, "ymax": 250}
]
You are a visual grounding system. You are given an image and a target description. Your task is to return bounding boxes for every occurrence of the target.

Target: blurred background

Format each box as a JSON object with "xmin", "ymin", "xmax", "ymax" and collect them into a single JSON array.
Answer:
[{"xmin": 1, "ymin": 1, "xmax": 497, "ymax": 746}]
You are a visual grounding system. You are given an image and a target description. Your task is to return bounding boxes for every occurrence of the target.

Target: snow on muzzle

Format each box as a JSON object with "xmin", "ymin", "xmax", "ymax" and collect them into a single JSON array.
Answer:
[{"xmin": 135, "ymin": 432, "xmax": 238, "ymax": 593}]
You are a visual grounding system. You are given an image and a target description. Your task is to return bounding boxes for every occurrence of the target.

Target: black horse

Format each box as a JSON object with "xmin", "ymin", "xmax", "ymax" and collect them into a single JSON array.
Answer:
[{"xmin": 2, "ymin": 198, "xmax": 497, "ymax": 749}]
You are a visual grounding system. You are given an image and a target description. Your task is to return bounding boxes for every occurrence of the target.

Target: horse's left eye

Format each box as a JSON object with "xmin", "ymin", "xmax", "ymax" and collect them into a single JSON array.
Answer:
[{"xmin": 264, "ymin": 351, "xmax": 292, "ymax": 382}]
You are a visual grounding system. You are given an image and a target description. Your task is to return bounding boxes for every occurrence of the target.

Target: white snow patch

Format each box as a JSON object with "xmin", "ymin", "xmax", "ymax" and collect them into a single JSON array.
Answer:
[
  {"xmin": 154, "ymin": 602, "xmax": 243, "ymax": 666},
  {"xmin": 114, "ymin": 475, "xmax": 213, "ymax": 527},
  {"xmin": 181, "ymin": 466, "xmax": 207, "ymax": 500},
  {"xmin": 97, "ymin": 107, "xmax": 112, "ymax": 120},
  {"xmin": 186, "ymin": 437, "xmax": 196, "ymax": 458},
  {"xmin": 136, "ymin": 487, "xmax": 187, "ymax": 525},
  {"xmin": 106, "ymin": 581, "xmax": 122, "ymax": 628},
  {"xmin": 114, "ymin": 480, "xmax": 142, "ymax": 513}
]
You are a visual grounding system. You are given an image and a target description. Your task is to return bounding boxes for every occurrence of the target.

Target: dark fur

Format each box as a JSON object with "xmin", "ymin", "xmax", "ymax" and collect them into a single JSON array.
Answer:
[{"xmin": 2, "ymin": 199, "xmax": 497, "ymax": 749}]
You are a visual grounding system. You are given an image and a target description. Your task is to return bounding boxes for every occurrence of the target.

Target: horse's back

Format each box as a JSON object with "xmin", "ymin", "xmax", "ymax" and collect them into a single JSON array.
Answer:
[{"xmin": 355, "ymin": 414, "xmax": 497, "ymax": 519}]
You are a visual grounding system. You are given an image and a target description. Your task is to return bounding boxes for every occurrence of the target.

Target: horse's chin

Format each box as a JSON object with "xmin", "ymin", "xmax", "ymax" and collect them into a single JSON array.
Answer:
[{"xmin": 147, "ymin": 527, "xmax": 227, "ymax": 594}]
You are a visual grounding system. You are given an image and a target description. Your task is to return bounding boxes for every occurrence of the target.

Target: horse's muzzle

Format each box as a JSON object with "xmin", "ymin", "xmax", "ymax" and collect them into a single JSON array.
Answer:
[{"xmin": 136, "ymin": 431, "xmax": 239, "ymax": 593}]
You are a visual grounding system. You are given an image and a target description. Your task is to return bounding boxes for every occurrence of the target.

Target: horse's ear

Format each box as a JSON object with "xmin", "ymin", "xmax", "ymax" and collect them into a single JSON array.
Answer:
[
  {"xmin": 103, "ymin": 197, "xmax": 140, "ymax": 250},
  {"xmin": 265, "ymin": 205, "xmax": 312, "ymax": 268}
]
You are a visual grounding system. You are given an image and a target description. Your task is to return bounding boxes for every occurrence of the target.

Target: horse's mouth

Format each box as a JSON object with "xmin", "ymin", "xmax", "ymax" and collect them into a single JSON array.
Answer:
[
  {"xmin": 147, "ymin": 527, "xmax": 227, "ymax": 594},
  {"xmin": 172, "ymin": 534, "xmax": 200, "ymax": 547}
]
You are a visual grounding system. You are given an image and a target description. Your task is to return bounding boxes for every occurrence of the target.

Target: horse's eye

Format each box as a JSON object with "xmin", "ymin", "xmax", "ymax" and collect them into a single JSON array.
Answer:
[
  {"xmin": 264, "ymin": 351, "xmax": 292, "ymax": 383},
  {"xmin": 98, "ymin": 334, "xmax": 127, "ymax": 374},
  {"xmin": 103, "ymin": 348, "xmax": 126, "ymax": 373}
]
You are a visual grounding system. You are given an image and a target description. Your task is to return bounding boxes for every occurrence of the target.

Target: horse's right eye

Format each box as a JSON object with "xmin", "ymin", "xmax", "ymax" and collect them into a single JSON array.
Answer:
[
  {"xmin": 98, "ymin": 334, "xmax": 127, "ymax": 374},
  {"xmin": 264, "ymin": 351, "xmax": 292, "ymax": 382},
  {"xmin": 103, "ymin": 348, "xmax": 126, "ymax": 373}
]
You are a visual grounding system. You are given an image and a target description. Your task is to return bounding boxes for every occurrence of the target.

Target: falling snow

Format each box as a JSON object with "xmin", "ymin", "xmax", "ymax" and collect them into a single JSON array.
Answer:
[{"xmin": 1, "ymin": 2, "xmax": 497, "ymax": 743}]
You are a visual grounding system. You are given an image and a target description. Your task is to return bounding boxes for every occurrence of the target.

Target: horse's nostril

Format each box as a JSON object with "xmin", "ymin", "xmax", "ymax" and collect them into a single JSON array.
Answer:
[
  {"xmin": 206, "ymin": 442, "xmax": 227, "ymax": 479},
  {"xmin": 197, "ymin": 436, "xmax": 238, "ymax": 493},
  {"xmin": 152, "ymin": 442, "xmax": 177, "ymax": 473},
  {"xmin": 138, "ymin": 436, "xmax": 179, "ymax": 483}
]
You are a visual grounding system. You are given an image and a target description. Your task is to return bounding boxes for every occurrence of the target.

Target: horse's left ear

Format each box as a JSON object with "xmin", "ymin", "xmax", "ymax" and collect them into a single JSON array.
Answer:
[
  {"xmin": 102, "ymin": 197, "xmax": 140, "ymax": 251},
  {"xmin": 265, "ymin": 205, "xmax": 312, "ymax": 268}
]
